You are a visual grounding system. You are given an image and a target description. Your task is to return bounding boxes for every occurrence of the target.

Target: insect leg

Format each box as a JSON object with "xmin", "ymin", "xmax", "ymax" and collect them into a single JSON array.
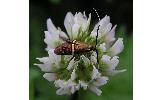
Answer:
[
  {"xmin": 69, "ymin": 56, "xmax": 75, "ymax": 63},
  {"xmin": 96, "ymin": 25, "xmax": 100, "ymax": 69}
]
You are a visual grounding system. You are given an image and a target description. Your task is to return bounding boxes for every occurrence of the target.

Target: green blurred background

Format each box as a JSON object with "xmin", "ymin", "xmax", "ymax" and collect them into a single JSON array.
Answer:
[{"xmin": 29, "ymin": 0, "xmax": 133, "ymax": 100}]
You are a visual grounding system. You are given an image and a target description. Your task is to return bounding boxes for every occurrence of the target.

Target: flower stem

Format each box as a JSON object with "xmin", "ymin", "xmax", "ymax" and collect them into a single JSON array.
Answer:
[{"xmin": 71, "ymin": 91, "xmax": 78, "ymax": 100}]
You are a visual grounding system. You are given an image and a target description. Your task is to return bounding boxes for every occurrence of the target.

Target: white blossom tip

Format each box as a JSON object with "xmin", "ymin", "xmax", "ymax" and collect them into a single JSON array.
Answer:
[
  {"xmin": 43, "ymin": 73, "xmax": 57, "ymax": 82},
  {"xmin": 47, "ymin": 18, "xmax": 52, "ymax": 22},
  {"xmin": 33, "ymin": 63, "xmax": 38, "ymax": 66},
  {"xmin": 89, "ymin": 86, "xmax": 102, "ymax": 96},
  {"xmin": 110, "ymin": 38, "xmax": 124, "ymax": 56},
  {"xmin": 67, "ymin": 57, "xmax": 75, "ymax": 70}
]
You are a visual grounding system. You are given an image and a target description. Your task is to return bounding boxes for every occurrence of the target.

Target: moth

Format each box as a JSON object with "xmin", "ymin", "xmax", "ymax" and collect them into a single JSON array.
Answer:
[
  {"xmin": 54, "ymin": 39, "xmax": 96, "ymax": 55},
  {"xmin": 54, "ymin": 8, "xmax": 100, "ymax": 63},
  {"xmin": 54, "ymin": 25, "xmax": 100, "ymax": 62},
  {"xmin": 54, "ymin": 26, "xmax": 100, "ymax": 55}
]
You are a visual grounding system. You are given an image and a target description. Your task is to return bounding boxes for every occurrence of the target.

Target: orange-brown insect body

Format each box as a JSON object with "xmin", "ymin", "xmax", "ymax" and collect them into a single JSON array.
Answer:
[{"xmin": 54, "ymin": 40, "xmax": 95, "ymax": 55}]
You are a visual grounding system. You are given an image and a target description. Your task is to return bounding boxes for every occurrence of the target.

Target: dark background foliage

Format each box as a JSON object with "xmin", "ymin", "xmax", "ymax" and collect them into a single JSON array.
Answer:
[{"xmin": 29, "ymin": 0, "xmax": 133, "ymax": 100}]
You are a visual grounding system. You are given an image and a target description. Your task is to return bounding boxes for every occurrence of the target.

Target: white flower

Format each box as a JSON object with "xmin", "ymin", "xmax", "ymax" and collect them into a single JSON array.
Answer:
[
  {"xmin": 43, "ymin": 73, "xmax": 57, "ymax": 82},
  {"xmin": 44, "ymin": 19, "xmax": 68, "ymax": 50},
  {"xmin": 34, "ymin": 57, "xmax": 52, "ymax": 72},
  {"xmin": 34, "ymin": 49, "xmax": 61, "ymax": 72},
  {"xmin": 78, "ymin": 80, "xmax": 88, "ymax": 90},
  {"xmin": 90, "ymin": 52, "xmax": 97, "ymax": 65},
  {"xmin": 101, "ymin": 55, "xmax": 126, "ymax": 75},
  {"xmin": 54, "ymin": 79, "xmax": 78, "ymax": 95},
  {"xmin": 67, "ymin": 58, "xmax": 79, "ymax": 70},
  {"xmin": 109, "ymin": 38, "xmax": 124, "ymax": 57},
  {"xmin": 54, "ymin": 69, "xmax": 79, "ymax": 95},
  {"xmin": 99, "ymin": 43, "xmax": 107, "ymax": 52},
  {"xmin": 67, "ymin": 57, "xmax": 75, "ymax": 70},
  {"xmin": 70, "ymin": 69, "xmax": 77, "ymax": 81},
  {"xmin": 64, "ymin": 12, "xmax": 91, "ymax": 39},
  {"xmin": 35, "ymin": 11, "xmax": 126, "ymax": 96},
  {"xmin": 81, "ymin": 55, "xmax": 90, "ymax": 66},
  {"xmin": 92, "ymin": 76, "xmax": 108, "ymax": 86},
  {"xmin": 89, "ymin": 85, "xmax": 102, "ymax": 96},
  {"xmin": 91, "ymin": 65, "xmax": 101, "ymax": 80},
  {"xmin": 91, "ymin": 16, "xmax": 111, "ymax": 38},
  {"xmin": 88, "ymin": 66, "xmax": 109, "ymax": 96}
]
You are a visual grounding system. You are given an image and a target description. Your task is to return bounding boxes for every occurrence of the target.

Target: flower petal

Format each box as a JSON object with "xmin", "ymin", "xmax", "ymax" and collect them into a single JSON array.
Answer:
[
  {"xmin": 109, "ymin": 38, "xmax": 124, "ymax": 56},
  {"xmin": 91, "ymin": 66, "xmax": 101, "ymax": 80},
  {"xmin": 104, "ymin": 56, "xmax": 119, "ymax": 73},
  {"xmin": 64, "ymin": 12, "xmax": 74, "ymax": 39},
  {"xmin": 91, "ymin": 15, "xmax": 111, "ymax": 38},
  {"xmin": 104, "ymin": 23, "xmax": 112, "ymax": 34},
  {"xmin": 59, "ymin": 29, "xmax": 69, "ymax": 41},
  {"xmin": 81, "ymin": 55, "xmax": 90, "ymax": 66},
  {"xmin": 44, "ymin": 29, "xmax": 63, "ymax": 50},
  {"xmin": 83, "ymin": 11, "xmax": 87, "ymax": 19},
  {"xmin": 91, "ymin": 51, "xmax": 97, "ymax": 58},
  {"xmin": 48, "ymin": 50, "xmax": 61, "ymax": 68},
  {"xmin": 82, "ymin": 13, "xmax": 91, "ymax": 32},
  {"xmin": 74, "ymin": 12, "xmax": 86, "ymax": 25},
  {"xmin": 109, "ymin": 56, "xmax": 119, "ymax": 70},
  {"xmin": 86, "ymin": 13, "xmax": 91, "ymax": 28},
  {"xmin": 79, "ymin": 80, "xmax": 88, "ymax": 90},
  {"xmin": 67, "ymin": 57, "xmax": 75, "ymax": 70},
  {"xmin": 91, "ymin": 52, "xmax": 97, "ymax": 65},
  {"xmin": 72, "ymin": 23, "xmax": 80, "ymax": 39},
  {"xmin": 89, "ymin": 86, "xmax": 102, "ymax": 96},
  {"xmin": 110, "ymin": 69, "xmax": 127, "ymax": 75},
  {"xmin": 105, "ymin": 25, "xmax": 117, "ymax": 48},
  {"xmin": 99, "ymin": 15, "xmax": 110, "ymax": 27},
  {"xmin": 44, "ymin": 31, "xmax": 55, "ymax": 49},
  {"xmin": 101, "ymin": 55, "xmax": 111, "ymax": 63},
  {"xmin": 56, "ymin": 88, "xmax": 68, "ymax": 95},
  {"xmin": 70, "ymin": 86, "xmax": 75, "ymax": 94},
  {"xmin": 36, "ymin": 57, "xmax": 49, "ymax": 64},
  {"xmin": 102, "ymin": 56, "xmax": 126, "ymax": 75},
  {"xmin": 34, "ymin": 63, "xmax": 53, "ymax": 72},
  {"xmin": 91, "ymin": 56, "xmax": 97, "ymax": 65},
  {"xmin": 107, "ymin": 25, "xmax": 117, "ymax": 41},
  {"xmin": 99, "ymin": 43, "xmax": 107, "ymax": 52},
  {"xmin": 47, "ymin": 18, "xmax": 57, "ymax": 34},
  {"xmin": 44, "ymin": 31, "xmax": 51, "ymax": 39},
  {"xmin": 101, "ymin": 55, "xmax": 124, "ymax": 75},
  {"xmin": 35, "ymin": 57, "xmax": 53, "ymax": 72},
  {"xmin": 82, "ymin": 13, "xmax": 91, "ymax": 31},
  {"xmin": 71, "ymin": 69, "xmax": 76, "ymax": 80},
  {"xmin": 43, "ymin": 73, "xmax": 57, "ymax": 82},
  {"xmin": 93, "ymin": 76, "xmax": 108, "ymax": 86},
  {"xmin": 67, "ymin": 80, "xmax": 78, "ymax": 92},
  {"xmin": 55, "ymin": 80, "xmax": 65, "ymax": 88},
  {"xmin": 74, "ymin": 12, "xmax": 90, "ymax": 32}
]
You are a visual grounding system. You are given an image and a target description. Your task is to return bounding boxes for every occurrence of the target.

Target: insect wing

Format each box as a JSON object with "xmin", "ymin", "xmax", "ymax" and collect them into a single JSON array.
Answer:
[{"xmin": 54, "ymin": 42, "xmax": 72, "ymax": 55}]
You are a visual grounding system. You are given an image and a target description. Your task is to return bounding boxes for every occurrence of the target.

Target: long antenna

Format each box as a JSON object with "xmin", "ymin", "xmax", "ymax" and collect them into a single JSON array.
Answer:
[
  {"xmin": 93, "ymin": 8, "xmax": 100, "ymax": 65},
  {"xmin": 93, "ymin": 8, "xmax": 101, "ymax": 21}
]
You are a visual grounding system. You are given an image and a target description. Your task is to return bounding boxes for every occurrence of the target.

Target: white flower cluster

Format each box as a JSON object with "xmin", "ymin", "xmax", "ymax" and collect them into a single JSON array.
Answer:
[{"xmin": 34, "ymin": 12, "xmax": 126, "ymax": 96}]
